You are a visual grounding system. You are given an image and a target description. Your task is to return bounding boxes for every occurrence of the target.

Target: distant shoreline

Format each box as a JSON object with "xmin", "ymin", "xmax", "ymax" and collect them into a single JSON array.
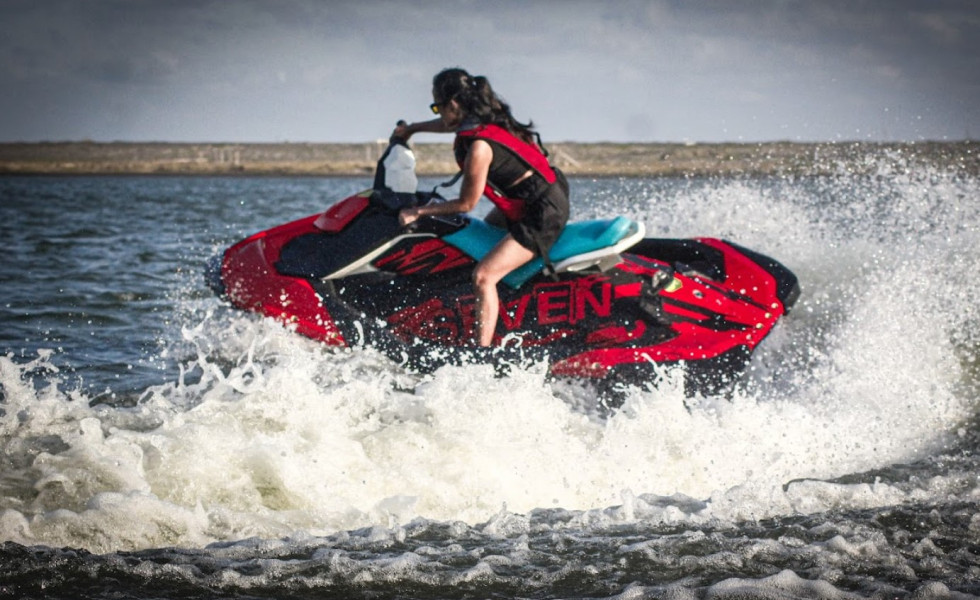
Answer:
[{"xmin": 0, "ymin": 140, "xmax": 976, "ymax": 177}]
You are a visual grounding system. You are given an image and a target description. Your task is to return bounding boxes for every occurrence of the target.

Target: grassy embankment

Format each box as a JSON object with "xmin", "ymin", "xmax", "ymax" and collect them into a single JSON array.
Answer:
[{"xmin": 0, "ymin": 140, "xmax": 976, "ymax": 177}]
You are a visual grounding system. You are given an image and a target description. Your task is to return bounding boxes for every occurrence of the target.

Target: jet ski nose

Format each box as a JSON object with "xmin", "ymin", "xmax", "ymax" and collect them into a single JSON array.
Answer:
[{"xmin": 204, "ymin": 253, "xmax": 226, "ymax": 297}]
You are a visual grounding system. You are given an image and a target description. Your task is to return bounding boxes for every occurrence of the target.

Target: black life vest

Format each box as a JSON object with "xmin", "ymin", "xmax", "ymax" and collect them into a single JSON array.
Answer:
[{"xmin": 454, "ymin": 123, "xmax": 558, "ymax": 222}]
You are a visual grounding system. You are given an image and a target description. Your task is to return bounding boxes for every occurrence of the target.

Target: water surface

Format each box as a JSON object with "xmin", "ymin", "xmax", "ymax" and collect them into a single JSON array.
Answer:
[{"xmin": 1, "ymin": 160, "xmax": 978, "ymax": 598}]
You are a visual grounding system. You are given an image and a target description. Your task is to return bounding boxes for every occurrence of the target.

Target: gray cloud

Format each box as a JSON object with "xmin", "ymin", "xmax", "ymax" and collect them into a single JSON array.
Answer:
[{"xmin": 0, "ymin": 0, "xmax": 976, "ymax": 142}]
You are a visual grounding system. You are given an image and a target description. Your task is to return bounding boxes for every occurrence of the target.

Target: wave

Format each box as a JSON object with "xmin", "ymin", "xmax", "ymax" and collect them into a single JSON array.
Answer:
[{"xmin": 1, "ymin": 165, "xmax": 978, "ymax": 555}]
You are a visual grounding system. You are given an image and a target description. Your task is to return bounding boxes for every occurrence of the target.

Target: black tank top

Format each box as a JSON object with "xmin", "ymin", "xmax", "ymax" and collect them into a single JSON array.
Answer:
[{"xmin": 454, "ymin": 137, "xmax": 548, "ymax": 199}]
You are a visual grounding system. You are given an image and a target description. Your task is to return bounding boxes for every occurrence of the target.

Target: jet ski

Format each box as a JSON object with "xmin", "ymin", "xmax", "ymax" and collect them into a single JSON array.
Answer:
[{"xmin": 206, "ymin": 138, "xmax": 799, "ymax": 393}]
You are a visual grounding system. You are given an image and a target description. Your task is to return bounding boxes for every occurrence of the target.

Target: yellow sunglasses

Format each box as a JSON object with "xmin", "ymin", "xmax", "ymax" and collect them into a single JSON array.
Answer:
[{"xmin": 429, "ymin": 94, "xmax": 457, "ymax": 115}]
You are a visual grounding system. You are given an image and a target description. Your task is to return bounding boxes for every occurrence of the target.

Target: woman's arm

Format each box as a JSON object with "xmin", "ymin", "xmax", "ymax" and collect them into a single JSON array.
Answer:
[
  {"xmin": 399, "ymin": 140, "xmax": 492, "ymax": 226},
  {"xmin": 393, "ymin": 118, "xmax": 452, "ymax": 140}
]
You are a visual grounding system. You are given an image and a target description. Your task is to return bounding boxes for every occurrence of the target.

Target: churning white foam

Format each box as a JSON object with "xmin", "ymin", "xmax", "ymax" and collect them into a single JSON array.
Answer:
[{"xmin": 2, "ymin": 168, "xmax": 977, "ymax": 553}]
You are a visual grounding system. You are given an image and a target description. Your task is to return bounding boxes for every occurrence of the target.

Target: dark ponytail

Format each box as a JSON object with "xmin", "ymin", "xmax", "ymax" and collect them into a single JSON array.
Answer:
[{"xmin": 433, "ymin": 68, "xmax": 537, "ymax": 145}]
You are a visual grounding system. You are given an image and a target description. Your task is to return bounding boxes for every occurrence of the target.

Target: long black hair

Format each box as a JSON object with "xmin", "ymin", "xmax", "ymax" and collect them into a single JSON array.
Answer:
[{"xmin": 433, "ymin": 67, "xmax": 537, "ymax": 144}]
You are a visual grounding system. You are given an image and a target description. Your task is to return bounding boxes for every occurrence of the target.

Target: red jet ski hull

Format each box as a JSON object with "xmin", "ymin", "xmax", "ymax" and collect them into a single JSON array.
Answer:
[{"xmin": 208, "ymin": 190, "xmax": 799, "ymax": 393}]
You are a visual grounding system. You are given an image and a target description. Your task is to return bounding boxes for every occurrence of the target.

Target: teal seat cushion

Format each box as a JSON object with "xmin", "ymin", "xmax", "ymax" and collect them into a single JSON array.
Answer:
[{"xmin": 443, "ymin": 216, "xmax": 636, "ymax": 288}]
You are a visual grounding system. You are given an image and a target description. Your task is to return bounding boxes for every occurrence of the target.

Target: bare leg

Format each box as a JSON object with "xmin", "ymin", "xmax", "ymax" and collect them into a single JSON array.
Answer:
[{"xmin": 472, "ymin": 235, "xmax": 535, "ymax": 346}]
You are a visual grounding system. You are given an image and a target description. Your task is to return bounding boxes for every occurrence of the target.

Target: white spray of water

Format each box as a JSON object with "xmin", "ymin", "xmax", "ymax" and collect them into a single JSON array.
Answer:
[{"xmin": 1, "ymin": 169, "xmax": 977, "ymax": 552}]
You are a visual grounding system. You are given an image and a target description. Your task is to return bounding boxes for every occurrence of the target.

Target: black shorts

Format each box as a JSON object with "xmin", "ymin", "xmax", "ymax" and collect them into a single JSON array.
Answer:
[{"xmin": 508, "ymin": 169, "xmax": 570, "ymax": 257}]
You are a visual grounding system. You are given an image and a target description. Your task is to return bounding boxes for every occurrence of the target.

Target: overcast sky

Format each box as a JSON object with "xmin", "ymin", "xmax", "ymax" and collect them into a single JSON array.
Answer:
[{"xmin": 1, "ymin": 0, "xmax": 977, "ymax": 143}]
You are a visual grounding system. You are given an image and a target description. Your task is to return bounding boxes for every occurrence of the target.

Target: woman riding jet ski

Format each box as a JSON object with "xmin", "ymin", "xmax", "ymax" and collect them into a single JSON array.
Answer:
[
  {"xmin": 206, "ymin": 74, "xmax": 799, "ymax": 394},
  {"xmin": 396, "ymin": 68, "xmax": 571, "ymax": 348}
]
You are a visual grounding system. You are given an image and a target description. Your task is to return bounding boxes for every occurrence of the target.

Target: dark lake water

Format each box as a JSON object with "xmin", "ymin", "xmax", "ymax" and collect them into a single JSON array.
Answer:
[{"xmin": 1, "ymin": 161, "xmax": 978, "ymax": 598}]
